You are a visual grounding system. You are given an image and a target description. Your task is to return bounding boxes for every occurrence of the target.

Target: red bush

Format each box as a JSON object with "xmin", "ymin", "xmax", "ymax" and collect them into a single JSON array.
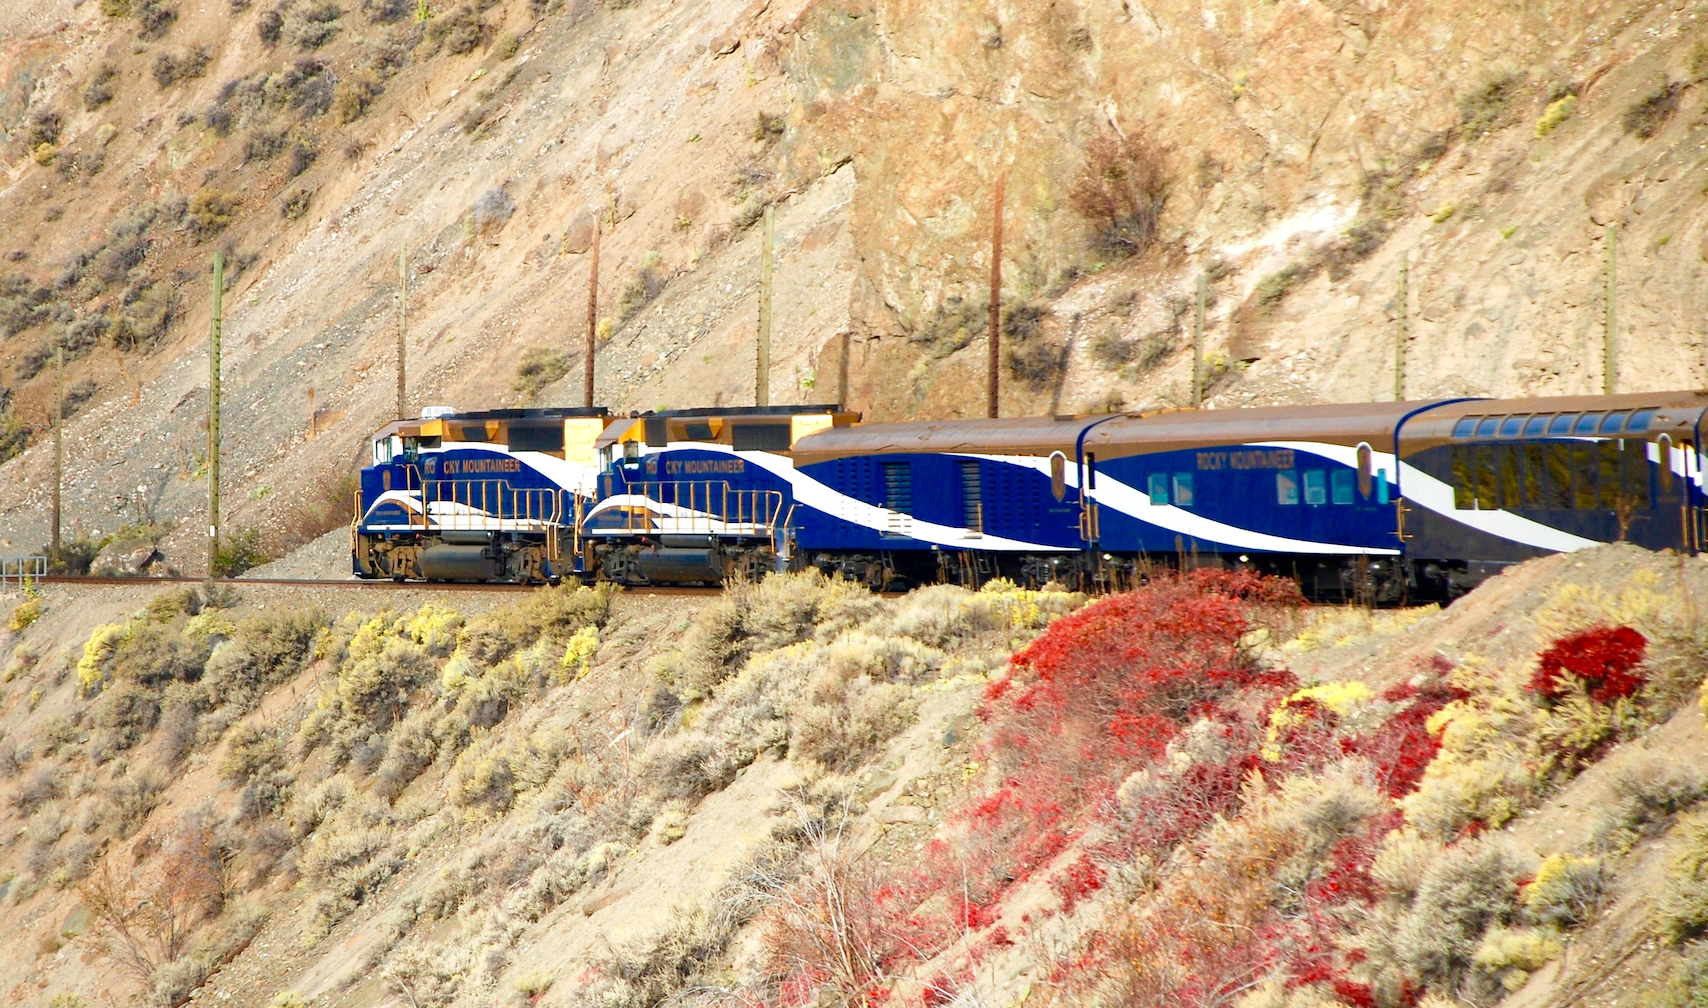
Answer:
[
  {"xmin": 1528, "ymin": 625, "xmax": 1648, "ymax": 703},
  {"xmin": 1051, "ymin": 854, "xmax": 1106, "ymax": 914}
]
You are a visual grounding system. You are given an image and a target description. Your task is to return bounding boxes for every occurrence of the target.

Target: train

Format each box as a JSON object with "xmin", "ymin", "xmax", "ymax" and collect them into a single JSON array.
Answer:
[{"xmin": 350, "ymin": 390, "xmax": 1708, "ymax": 600}]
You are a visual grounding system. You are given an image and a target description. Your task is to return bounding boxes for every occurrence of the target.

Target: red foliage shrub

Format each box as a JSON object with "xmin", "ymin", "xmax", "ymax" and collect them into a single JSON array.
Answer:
[
  {"xmin": 1051, "ymin": 854, "xmax": 1106, "ymax": 914},
  {"xmin": 1528, "ymin": 625, "xmax": 1648, "ymax": 703}
]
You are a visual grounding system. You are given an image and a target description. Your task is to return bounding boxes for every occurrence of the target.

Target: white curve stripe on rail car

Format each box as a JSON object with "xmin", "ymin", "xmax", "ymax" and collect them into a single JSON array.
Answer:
[
  {"xmin": 1248, "ymin": 440, "xmax": 1600, "ymax": 553},
  {"xmin": 1397, "ymin": 464, "xmax": 1600, "ymax": 552},
  {"xmin": 1089, "ymin": 475, "xmax": 1400, "ymax": 555},
  {"xmin": 634, "ymin": 443, "xmax": 1075, "ymax": 552},
  {"xmin": 943, "ymin": 449, "xmax": 1397, "ymax": 555}
]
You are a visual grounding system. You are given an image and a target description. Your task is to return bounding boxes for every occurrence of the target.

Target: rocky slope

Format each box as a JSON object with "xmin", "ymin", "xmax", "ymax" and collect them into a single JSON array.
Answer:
[{"xmin": 1, "ymin": 0, "xmax": 1708, "ymax": 564}]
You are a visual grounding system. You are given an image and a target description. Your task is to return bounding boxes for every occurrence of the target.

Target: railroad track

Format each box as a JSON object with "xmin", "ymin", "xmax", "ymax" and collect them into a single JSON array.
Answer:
[{"xmin": 35, "ymin": 575, "xmax": 722, "ymax": 596}]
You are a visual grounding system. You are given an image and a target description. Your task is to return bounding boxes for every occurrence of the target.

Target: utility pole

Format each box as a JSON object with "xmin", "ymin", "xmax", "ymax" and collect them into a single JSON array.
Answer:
[
  {"xmin": 51, "ymin": 345, "xmax": 62, "ymax": 559},
  {"xmin": 1605, "ymin": 222, "xmax": 1617, "ymax": 396},
  {"xmin": 208, "ymin": 250, "xmax": 224, "ymax": 580},
  {"xmin": 1192, "ymin": 273, "xmax": 1206, "ymax": 408},
  {"xmin": 988, "ymin": 173, "xmax": 1005, "ymax": 419},
  {"xmin": 397, "ymin": 241, "xmax": 408, "ymax": 419},
  {"xmin": 584, "ymin": 214, "xmax": 600, "ymax": 408},
  {"xmin": 757, "ymin": 204, "xmax": 773, "ymax": 407},
  {"xmin": 1395, "ymin": 251, "xmax": 1409, "ymax": 402}
]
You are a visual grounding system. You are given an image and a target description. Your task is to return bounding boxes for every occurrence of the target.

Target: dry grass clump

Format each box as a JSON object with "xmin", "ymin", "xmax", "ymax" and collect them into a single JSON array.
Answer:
[
  {"xmin": 1068, "ymin": 128, "xmax": 1170, "ymax": 258},
  {"xmin": 1660, "ymin": 811, "xmax": 1708, "ymax": 942},
  {"xmin": 511, "ymin": 346, "xmax": 572, "ymax": 399},
  {"xmin": 1350, "ymin": 833, "xmax": 1537, "ymax": 1001},
  {"xmin": 638, "ymin": 575, "xmax": 1080, "ymax": 802},
  {"xmin": 1590, "ymin": 757, "xmax": 1708, "ymax": 854},
  {"xmin": 1625, "ymin": 80, "xmax": 1685, "ymax": 139},
  {"xmin": 1458, "ymin": 68, "xmax": 1525, "ymax": 138}
]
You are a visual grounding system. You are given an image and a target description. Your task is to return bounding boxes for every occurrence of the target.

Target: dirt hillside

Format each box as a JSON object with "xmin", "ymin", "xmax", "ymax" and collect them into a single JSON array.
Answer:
[
  {"xmin": 2, "ymin": 1, "xmax": 1708, "ymax": 566},
  {"xmin": 0, "ymin": 545, "xmax": 1707, "ymax": 1008}
]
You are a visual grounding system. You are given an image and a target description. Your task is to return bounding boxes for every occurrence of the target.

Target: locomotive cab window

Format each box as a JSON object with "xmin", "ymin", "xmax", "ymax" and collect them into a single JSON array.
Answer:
[{"xmin": 622, "ymin": 441, "xmax": 642, "ymax": 466}]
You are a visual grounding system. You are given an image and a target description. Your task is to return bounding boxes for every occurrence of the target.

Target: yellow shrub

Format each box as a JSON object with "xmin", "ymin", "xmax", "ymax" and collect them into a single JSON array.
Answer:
[
  {"xmin": 7, "ymin": 597, "xmax": 40, "ymax": 632},
  {"xmin": 76, "ymin": 623, "xmax": 126, "ymax": 696},
  {"xmin": 555, "ymin": 625, "xmax": 599, "ymax": 684},
  {"xmin": 1474, "ymin": 926, "xmax": 1561, "ymax": 990}
]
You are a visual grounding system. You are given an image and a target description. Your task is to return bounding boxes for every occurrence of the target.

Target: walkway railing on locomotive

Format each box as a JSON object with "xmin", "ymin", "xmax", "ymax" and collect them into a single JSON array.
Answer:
[
  {"xmin": 0, "ymin": 555, "xmax": 46, "ymax": 589},
  {"xmin": 615, "ymin": 481, "xmax": 787, "ymax": 537},
  {"xmin": 411, "ymin": 480, "xmax": 566, "ymax": 532}
]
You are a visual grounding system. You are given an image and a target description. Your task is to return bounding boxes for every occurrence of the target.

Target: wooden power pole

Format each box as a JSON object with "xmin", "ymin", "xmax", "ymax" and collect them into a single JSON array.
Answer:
[
  {"xmin": 1605, "ymin": 222, "xmax": 1617, "ymax": 396},
  {"xmin": 757, "ymin": 204, "xmax": 774, "ymax": 407},
  {"xmin": 987, "ymin": 173, "xmax": 1004, "ymax": 419},
  {"xmin": 585, "ymin": 215, "xmax": 600, "ymax": 408},
  {"xmin": 52, "ymin": 345, "xmax": 62, "ymax": 558},
  {"xmin": 208, "ymin": 250, "xmax": 224, "ymax": 579},
  {"xmin": 1396, "ymin": 251, "xmax": 1409, "ymax": 402},
  {"xmin": 1192, "ymin": 273, "xmax": 1206, "ymax": 408},
  {"xmin": 397, "ymin": 242, "xmax": 408, "ymax": 419}
]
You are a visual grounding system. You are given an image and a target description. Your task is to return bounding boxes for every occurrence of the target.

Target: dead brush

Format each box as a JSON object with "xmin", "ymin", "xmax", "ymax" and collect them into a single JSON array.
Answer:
[{"xmin": 1068, "ymin": 127, "xmax": 1170, "ymax": 259}]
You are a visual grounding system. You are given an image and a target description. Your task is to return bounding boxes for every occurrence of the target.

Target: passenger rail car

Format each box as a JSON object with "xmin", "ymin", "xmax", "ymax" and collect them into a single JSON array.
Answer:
[{"xmin": 351, "ymin": 391, "xmax": 1708, "ymax": 599}]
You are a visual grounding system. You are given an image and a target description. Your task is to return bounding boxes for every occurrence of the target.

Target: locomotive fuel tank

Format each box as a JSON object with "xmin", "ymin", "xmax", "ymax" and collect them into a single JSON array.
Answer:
[{"xmin": 418, "ymin": 544, "xmax": 503, "ymax": 581}]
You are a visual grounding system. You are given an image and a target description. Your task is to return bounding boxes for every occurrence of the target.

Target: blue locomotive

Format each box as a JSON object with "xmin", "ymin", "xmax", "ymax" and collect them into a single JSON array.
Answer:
[{"xmin": 351, "ymin": 391, "xmax": 1708, "ymax": 599}]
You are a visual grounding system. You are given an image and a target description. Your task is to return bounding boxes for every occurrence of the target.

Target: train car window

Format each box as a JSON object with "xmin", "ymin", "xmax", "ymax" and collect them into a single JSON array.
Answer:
[
  {"xmin": 1277, "ymin": 470, "xmax": 1299, "ymax": 505},
  {"xmin": 1451, "ymin": 447, "xmax": 1473, "ymax": 508},
  {"xmin": 1572, "ymin": 446, "xmax": 1597, "ymax": 508},
  {"xmin": 1521, "ymin": 444, "xmax": 1545, "ymax": 506},
  {"xmin": 1474, "ymin": 446, "xmax": 1498, "ymax": 509},
  {"xmin": 1598, "ymin": 442, "xmax": 1621, "ymax": 508},
  {"xmin": 1542, "ymin": 444, "xmax": 1572, "ymax": 508},
  {"xmin": 1523, "ymin": 415, "xmax": 1548, "ymax": 437},
  {"xmin": 1476, "ymin": 417, "xmax": 1500, "ymax": 438},
  {"xmin": 1172, "ymin": 473, "xmax": 1196, "ymax": 507},
  {"xmin": 1356, "ymin": 443, "xmax": 1373, "ymax": 499},
  {"xmin": 732, "ymin": 423, "xmax": 791, "ymax": 451},
  {"xmin": 1049, "ymin": 451, "xmax": 1067, "ymax": 502},
  {"xmin": 1499, "ymin": 416, "xmax": 1524, "ymax": 437},
  {"xmin": 1599, "ymin": 412, "xmax": 1629, "ymax": 435},
  {"xmin": 1498, "ymin": 445, "xmax": 1522, "ymax": 509},
  {"xmin": 1376, "ymin": 468, "xmax": 1390, "ymax": 505},
  {"xmin": 1149, "ymin": 473, "xmax": 1169, "ymax": 505},
  {"xmin": 960, "ymin": 462, "xmax": 983, "ymax": 531},
  {"xmin": 685, "ymin": 422, "xmax": 715, "ymax": 441},
  {"xmin": 1620, "ymin": 441, "xmax": 1651, "ymax": 508},
  {"xmin": 1453, "ymin": 418, "xmax": 1477, "ymax": 438},
  {"xmin": 1548, "ymin": 414, "xmax": 1574, "ymax": 436},
  {"xmin": 1331, "ymin": 469, "xmax": 1355, "ymax": 505},
  {"xmin": 1628, "ymin": 409, "xmax": 1657, "ymax": 433},
  {"xmin": 1574, "ymin": 414, "xmax": 1602, "ymax": 435},
  {"xmin": 1303, "ymin": 470, "xmax": 1327, "ymax": 506}
]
